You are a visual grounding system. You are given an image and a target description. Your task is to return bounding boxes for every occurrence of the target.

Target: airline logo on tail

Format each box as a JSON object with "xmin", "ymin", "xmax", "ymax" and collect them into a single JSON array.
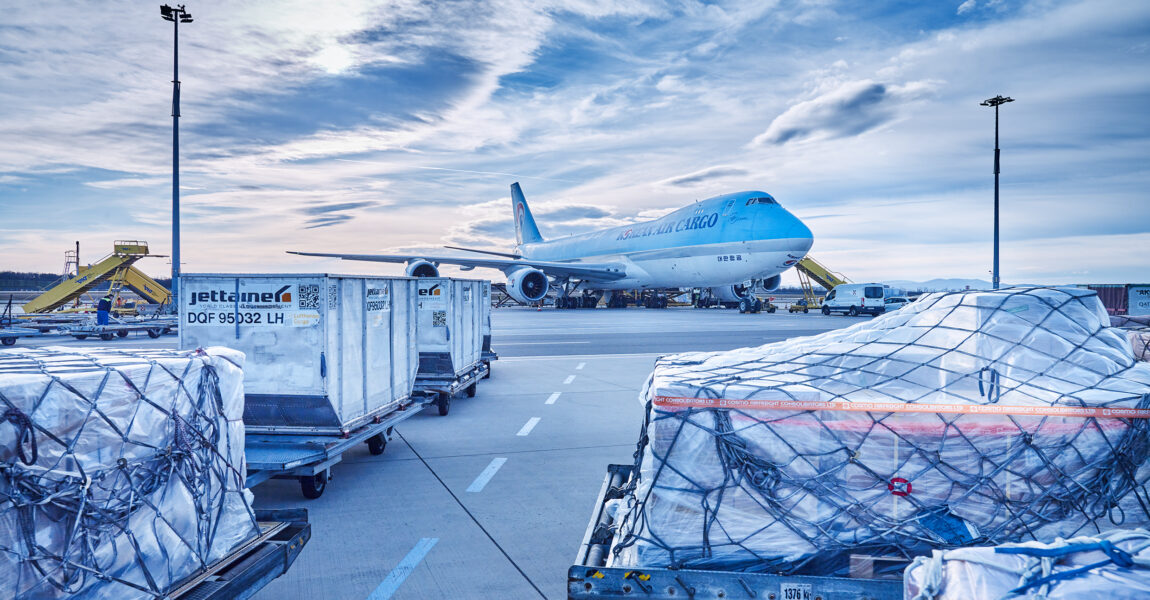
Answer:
[{"xmin": 516, "ymin": 202, "xmax": 526, "ymax": 233}]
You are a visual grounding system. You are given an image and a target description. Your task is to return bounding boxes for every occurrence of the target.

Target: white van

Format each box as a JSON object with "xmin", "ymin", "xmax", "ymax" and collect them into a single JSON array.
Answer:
[{"xmin": 822, "ymin": 283, "xmax": 886, "ymax": 316}]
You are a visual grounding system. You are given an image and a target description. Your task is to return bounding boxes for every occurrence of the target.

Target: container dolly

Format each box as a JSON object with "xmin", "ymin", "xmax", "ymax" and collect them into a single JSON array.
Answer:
[
  {"xmin": 413, "ymin": 359, "xmax": 490, "ymax": 416},
  {"xmin": 169, "ymin": 508, "xmax": 310, "ymax": 600},
  {"xmin": 244, "ymin": 396, "xmax": 433, "ymax": 499},
  {"xmin": 569, "ymin": 464, "xmax": 903, "ymax": 600}
]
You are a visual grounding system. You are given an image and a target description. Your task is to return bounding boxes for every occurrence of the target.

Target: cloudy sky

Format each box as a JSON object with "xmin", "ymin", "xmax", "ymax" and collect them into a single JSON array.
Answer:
[{"xmin": 1, "ymin": 0, "xmax": 1147, "ymax": 286}]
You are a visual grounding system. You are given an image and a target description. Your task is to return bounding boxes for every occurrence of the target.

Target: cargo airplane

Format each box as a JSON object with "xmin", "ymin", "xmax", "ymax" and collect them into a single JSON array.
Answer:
[{"xmin": 290, "ymin": 183, "xmax": 814, "ymax": 307}]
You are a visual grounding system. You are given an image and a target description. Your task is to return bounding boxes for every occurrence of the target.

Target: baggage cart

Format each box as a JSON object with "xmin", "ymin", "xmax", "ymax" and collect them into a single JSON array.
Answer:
[
  {"xmin": 569, "ymin": 464, "xmax": 903, "ymax": 600},
  {"xmin": 170, "ymin": 508, "xmax": 311, "ymax": 600}
]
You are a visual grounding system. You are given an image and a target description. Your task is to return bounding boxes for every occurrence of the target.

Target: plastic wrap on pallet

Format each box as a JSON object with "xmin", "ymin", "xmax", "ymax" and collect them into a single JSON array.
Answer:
[
  {"xmin": 607, "ymin": 288, "xmax": 1150, "ymax": 576},
  {"xmin": 904, "ymin": 529, "xmax": 1150, "ymax": 599},
  {"xmin": 0, "ymin": 346, "xmax": 259, "ymax": 599}
]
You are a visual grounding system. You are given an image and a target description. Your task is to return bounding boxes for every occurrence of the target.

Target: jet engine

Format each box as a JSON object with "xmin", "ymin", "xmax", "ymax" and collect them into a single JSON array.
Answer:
[
  {"xmin": 405, "ymin": 259, "xmax": 439, "ymax": 277},
  {"xmin": 505, "ymin": 267, "xmax": 548, "ymax": 303},
  {"xmin": 710, "ymin": 283, "xmax": 752, "ymax": 303},
  {"xmin": 759, "ymin": 274, "xmax": 782, "ymax": 292}
]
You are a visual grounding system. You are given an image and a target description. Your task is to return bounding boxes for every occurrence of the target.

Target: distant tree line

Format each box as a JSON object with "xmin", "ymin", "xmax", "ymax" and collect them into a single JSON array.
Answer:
[{"xmin": 0, "ymin": 271, "xmax": 171, "ymax": 292}]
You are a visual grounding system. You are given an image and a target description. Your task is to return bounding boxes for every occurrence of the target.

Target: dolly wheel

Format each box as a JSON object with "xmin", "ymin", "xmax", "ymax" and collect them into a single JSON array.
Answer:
[
  {"xmin": 437, "ymin": 392, "xmax": 451, "ymax": 416},
  {"xmin": 367, "ymin": 433, "xmax": 387, "ymax": 455},
  {"xmin": 1, "ymin": 337, "xmax": 15, "ymax": 346},
  {"xmin": 116, "ymin": 330, "xmax": 129, "ymax": 338},
  {"xmin": 100, "ymin": 333, "xmax": 115, "ymax": 341},
  {"xmin": 466, "ymin": 382, "xmax": 477, "ymax": 398},
  {"xmin": 75, "ymin": 335, "xmax": 88, "ymax": 340},
  {"xmin": 147, "ymin": 328, "xmax": 162, "ymax": 338},
  {"xmin": 300, "ymin": 472, "xmax": 328, "ymax": 499}
]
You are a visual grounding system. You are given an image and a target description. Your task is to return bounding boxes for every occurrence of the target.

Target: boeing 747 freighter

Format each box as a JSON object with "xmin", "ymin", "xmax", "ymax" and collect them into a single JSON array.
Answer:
[{"xmin": 291, "ymin": 183, "xmax": 813, "ymax": 307}]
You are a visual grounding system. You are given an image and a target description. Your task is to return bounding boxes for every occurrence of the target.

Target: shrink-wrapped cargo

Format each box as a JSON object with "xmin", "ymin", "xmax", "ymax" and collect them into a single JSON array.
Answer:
[
  {"xmin": 0, "ymin": 346, "xmax": 258, "ymax": 599},
  {"xmin": 608, "ymin": 288, "xmax": 1150, "ymax": 576},
  {"xmin": 904, "ymin": 529, "xmax": 1150, "ymax": 599}
]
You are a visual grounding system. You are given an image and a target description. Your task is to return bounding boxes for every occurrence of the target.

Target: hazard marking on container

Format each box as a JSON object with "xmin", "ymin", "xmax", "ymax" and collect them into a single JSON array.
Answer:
[{"xmin": 651, "ymin": 396, "xmax": 1150, "ymax": 419}]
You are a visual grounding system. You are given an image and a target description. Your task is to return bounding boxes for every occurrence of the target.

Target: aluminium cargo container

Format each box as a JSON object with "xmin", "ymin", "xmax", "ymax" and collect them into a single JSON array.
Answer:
[
  {"xmin": 180, "ymin": 273, "xmax": 419, "ymax": 435},
  {"xmin": 415, "ymin": 278, "xmax": 485, "ymax": 379}
]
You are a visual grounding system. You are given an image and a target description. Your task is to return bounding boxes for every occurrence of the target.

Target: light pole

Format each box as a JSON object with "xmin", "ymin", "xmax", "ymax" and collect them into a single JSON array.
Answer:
[
  {"xmin": 161, "ymin": 4, "xmax": 193, "ymax": 309},
  {"xmin": 981, "ymin": 94, "xmax": 1013, "ymax": 290}
]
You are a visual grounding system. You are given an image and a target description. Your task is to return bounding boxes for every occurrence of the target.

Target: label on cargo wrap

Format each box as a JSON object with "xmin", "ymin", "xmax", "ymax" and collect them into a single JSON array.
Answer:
[
  {"xmin": 1131, "ymin": 286, "xmax": 1150, "ymax": 317},
  {"xmin": 418, "ymin": 281, "xmax": 446, "ymax": 309},
  {"xmin": 367, "ymin": 285, "xmax": 390, "ymax": 327},
  {"xmin": 184, "ymin": 282, "xmax": 320, "ymax": 327}
]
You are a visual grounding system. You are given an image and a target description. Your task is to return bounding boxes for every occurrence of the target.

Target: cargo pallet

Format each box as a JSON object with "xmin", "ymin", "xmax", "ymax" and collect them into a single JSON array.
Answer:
[
  {"xmin": 413, "ymin": 359, "xmax": 489, "ymax": 416},
  {"xmin": 170, "ymin": 508, "xmax": 310, "ymax": 600},
  {"xmin": 569, "ymin": 464, "xmax": 903, "ymax": 600},
  {"xmin": 244, "ymin": 397, "xmax": 433, "ymax": 499}
]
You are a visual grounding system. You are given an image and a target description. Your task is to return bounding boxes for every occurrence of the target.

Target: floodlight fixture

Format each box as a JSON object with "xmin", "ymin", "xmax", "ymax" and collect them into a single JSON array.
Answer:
[
  {"xmin": 980, "ymin": 95, "xmax": 1014, "ymax": 108},
  {"xmin": 160, "ymin": 4, "xmax": 174, "ymax": 20},
  {"xmin": 981, "ymin": 94, "xmax": 1015, "ymax": 290}
]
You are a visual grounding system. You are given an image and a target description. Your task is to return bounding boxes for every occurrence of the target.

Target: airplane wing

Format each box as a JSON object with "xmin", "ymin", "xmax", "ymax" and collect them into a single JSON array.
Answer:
[{"xmin": 287, "ymin": 251, "xmax": 629, "ymax": 282}]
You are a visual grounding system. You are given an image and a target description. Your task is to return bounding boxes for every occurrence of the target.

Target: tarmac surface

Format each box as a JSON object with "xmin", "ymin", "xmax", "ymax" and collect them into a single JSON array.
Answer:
[{"xmin": 7, "ymin": 305, "xmax": 859, "ymax": 599}]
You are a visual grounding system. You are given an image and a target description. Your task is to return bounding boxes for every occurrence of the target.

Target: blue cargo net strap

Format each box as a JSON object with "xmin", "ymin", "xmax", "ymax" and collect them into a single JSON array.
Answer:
[
  {"xmin": 0, "ymin": 348, "xmax": 256, "ymax": 598},
  {"xmin": 608, "ymin": 287, "xmax": 1150, "ymax": 577}
]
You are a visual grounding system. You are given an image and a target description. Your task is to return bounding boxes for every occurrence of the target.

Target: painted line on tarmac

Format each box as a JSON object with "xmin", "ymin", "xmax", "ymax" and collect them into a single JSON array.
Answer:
[
  {"xmin": 466, "ymin": 457, "xmax": 507, "ymax": 493},
  {"xmin": 545, "ymin": 392, "xmax": 561, "ymax": 405},
  {"xmin": 517, "ymin": 417, "xmax": 541, "ymax": 436},
  {"xmin": 563, "ymin": 375, "xmax": 575, "ymax": 384},
  {"xmin": 366, "ymin": 537, "xmax": 439, "ymax": 600},
  {"xmin": 576, "ymin": 362, "xmax": 586, "ymax": 370}
]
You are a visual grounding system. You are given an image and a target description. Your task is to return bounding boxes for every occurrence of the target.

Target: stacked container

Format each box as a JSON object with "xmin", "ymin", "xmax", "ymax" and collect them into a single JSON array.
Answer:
[{"xmin": 180, "ymin": 273, "xmax": 419, "ymax": 435}]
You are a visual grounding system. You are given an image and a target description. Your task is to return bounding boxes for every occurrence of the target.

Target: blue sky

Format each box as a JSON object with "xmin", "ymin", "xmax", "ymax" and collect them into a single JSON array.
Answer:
[{"xmin": 1, "ymin": 0, "xmax": 1147, "ymax": 285}]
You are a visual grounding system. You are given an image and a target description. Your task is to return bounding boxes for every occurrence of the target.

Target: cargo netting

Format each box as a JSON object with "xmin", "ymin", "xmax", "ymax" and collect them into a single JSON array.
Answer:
[
  {"xmin": 1, "ymin": 347, "xmax": 258, "ymax": 599},
  {"xmin": 607, "ymin": 287, "xmax": 1150, "ymax": 577},
  {"xmin": 1112, "ymin": 315, "xmax": 1150, "ymax": 363},
  {"xmin": 904, "ymin": 528, "xmax": 1150, "ymax": 599}
]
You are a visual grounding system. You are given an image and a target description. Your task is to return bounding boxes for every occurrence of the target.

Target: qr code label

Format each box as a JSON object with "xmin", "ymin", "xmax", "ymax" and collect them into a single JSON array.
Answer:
[
  {"xmin": 299, "ymin": 284, "xmax": 320, "ymax": 309},
  {"xmin": 328, "ymin": 284, "xmax": 338, "ymax": 308},
  {"xmin": 432, "ymin": 311, "xmax": 447, "ymax": 327}
]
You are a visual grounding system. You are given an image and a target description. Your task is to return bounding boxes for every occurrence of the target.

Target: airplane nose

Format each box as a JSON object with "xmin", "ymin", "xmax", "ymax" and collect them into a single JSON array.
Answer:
[
  {"xmin": 757, "ymin": 207, "xmax": 813, "ymax": 252},
  {"xmin": 789, "ymin": 213, "xmax": 814, "ymax": 253}
]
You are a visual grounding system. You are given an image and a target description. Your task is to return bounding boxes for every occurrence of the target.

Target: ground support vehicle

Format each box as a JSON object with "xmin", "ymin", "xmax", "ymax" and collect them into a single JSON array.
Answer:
[
  {"xmin": 61, "ymin": 316, "xmax": 178, "ymax": 340},
  {"xmin": 244, "ymin": 398, "xmax": 432, "ymax": 499},
  {"xmin": 413, "ymin": 359, "xmax": 490, "ymax": 416},
  {"xmin": 569, "ymin": 464, "xmax": 902, "ymax": 600},
  {"xmin": 821, "ymin": 283, "xmax": 886, "ymax": 317},
  {"xmin": 789, "ymin": 298, "xmax": 813, "ymax": 313},
  {"xmin": 169, "ymin": 508, "xmax": 310, "ymax": 600}
]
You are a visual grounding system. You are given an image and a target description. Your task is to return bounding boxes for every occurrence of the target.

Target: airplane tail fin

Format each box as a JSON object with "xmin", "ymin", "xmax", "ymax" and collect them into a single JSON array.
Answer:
[{"xmin": 510, "ymin": 182, "xmax": 544, "ymax": 245}]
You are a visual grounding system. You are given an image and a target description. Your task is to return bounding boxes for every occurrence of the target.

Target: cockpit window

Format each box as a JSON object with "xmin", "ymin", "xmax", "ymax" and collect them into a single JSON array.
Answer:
[{"xmin": 745, "ymin": 196, "xmax": 778, "ymax": 206}]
